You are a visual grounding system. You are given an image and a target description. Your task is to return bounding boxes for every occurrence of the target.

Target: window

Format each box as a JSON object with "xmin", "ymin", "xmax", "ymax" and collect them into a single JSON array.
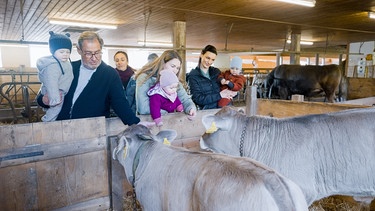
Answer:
[{"xmin": 29, "ymin": 45, "xmax": 50, "ymax": 67}]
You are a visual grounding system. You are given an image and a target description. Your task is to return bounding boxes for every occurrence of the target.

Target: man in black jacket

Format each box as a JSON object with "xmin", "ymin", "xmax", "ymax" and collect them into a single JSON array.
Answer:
[{"xmin": 39, "ymin": 31, "xmax": 146, "ymax": 126}]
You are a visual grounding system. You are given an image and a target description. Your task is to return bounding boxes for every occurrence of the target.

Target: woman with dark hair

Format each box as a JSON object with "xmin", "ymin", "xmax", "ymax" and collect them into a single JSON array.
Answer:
[
  {"xmin": 188, "ymin": 45, "xmax": 237, "ymax": 110},
  {"xmin": 114, "ymin": 51, "xmax": 136, "ymax": 90}
]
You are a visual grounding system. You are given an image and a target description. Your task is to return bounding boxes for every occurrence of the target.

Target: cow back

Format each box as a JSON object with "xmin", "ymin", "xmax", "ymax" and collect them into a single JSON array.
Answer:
[
  {"xmin": 266, "ymin": 64, "xmax": 342, "ymax": 102},
  {"xmin": 200, "ymin": 106, "xmax": 375, "ymax": 205}
]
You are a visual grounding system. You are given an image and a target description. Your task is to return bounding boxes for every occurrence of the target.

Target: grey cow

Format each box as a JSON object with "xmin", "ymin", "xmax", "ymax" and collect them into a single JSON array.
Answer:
[
  {"xmin": 113, "ymin": 124, "xmax": 308, "ymax": 211},
  {"xmin": 200, "ymin": 106, "xmax": 375, "ymax": 205}
]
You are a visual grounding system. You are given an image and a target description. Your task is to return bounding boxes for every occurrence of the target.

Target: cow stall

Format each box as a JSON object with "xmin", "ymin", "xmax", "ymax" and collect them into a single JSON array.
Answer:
[{"xmin": 0, "ymin": 99, "xmax": 373, "ymax": 210}]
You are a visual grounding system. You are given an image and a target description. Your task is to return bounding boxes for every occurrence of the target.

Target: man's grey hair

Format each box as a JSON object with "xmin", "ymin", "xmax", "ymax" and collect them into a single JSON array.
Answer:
[{"xmin": 77, "ymin": 31, "xmax": 104, "ymax": 50}]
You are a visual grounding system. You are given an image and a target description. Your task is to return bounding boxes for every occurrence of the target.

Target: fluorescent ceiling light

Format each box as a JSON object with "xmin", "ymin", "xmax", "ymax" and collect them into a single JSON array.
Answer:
[
  {"xmin": 49, "ymin": 19, "xmax": 117, "ymax": 29},
  {"xmin": 137, "ymin": 41, "xmax": 173, "ymax": 47},
  {"xmin": 369, "ymin": 12, "xmax": 375, "ymax": 19},
  {"xmin": 287, "ymin": 40, "xmax": 314, "ymax": 45},
  {"xmin": 276, "ymin": 0, "xmax": 315, "ymax": 7}
]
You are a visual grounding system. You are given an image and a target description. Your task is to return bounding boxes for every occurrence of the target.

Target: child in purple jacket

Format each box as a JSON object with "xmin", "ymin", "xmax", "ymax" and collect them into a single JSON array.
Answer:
[{"xmin": 148, "ymin": 69, "xmax": 184, "ymax": 126}]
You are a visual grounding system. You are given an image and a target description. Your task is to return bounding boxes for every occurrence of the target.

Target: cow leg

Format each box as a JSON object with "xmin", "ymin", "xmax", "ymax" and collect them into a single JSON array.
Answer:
[
  {"xmin": 324, "ymin": 90, "xmax": 335, "ymax": 103},
  {"xmin": 278, "ymin": 86, "xmax": 289, "ymax": 100}
]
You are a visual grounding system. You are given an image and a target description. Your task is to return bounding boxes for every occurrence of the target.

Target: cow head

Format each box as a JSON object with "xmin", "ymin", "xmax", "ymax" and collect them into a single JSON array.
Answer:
[
  {"xmin": 113, "ymin": 124, "xmax": 177, "ymax": 183},
  {"xmin": 200, "ymin": 107, "xmax": 245, "ymax": 156}
]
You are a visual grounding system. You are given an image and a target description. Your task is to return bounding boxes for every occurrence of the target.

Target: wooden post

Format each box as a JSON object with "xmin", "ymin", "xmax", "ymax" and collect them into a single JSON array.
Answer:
[
  {"xmin": 245, "ymin": 85, "xmax": 258, "ymax": 116},
  {"xmin": 276, "ymin": 52, "xmax": 281, "ymax": 66},
  {"xmin": 290, "ymin": 33, "xmax": 301, "ymax": 65},
  {"xmin": 173, "ymin": 21, "xmax": 187, "ymax": 84},
  {"xmin": 315, "ymin": 53, "xmax": 320, "ymax": 65}
]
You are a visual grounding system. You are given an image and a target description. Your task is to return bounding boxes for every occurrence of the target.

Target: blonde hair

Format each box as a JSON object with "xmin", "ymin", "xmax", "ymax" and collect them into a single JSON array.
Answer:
[{"xmin": 135, "ymin": 50, "xmax": 182, "ymax": 85}]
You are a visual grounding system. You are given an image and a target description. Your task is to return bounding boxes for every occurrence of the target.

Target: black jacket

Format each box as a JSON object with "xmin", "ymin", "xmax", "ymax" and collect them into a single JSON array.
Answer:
[
  {"xmin": 188, "ymin": 66, "xmax": 221, "ymax": 109},
  {"xmin": 56, "ymin": 60, "xmax": 140, "ymax": 125}
]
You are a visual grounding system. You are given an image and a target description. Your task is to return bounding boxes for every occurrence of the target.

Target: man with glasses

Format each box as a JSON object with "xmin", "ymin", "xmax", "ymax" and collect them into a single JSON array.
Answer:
[{"xmin": 39, "ymin": 31, "xmax": 142, "ymax": 126}]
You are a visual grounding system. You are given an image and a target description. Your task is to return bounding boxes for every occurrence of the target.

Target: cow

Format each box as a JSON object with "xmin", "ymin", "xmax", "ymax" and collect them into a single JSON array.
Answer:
[
  {"xmin": 264, "ymin": 64, "xmax": 345, "ymax": 103},
  {"xmin": 113, "ymin": 124, "xmax": 308, "ymax": 211},
  {"xmin": 199, "ymin": 106, "xmax": 375, "ymax": 206}
]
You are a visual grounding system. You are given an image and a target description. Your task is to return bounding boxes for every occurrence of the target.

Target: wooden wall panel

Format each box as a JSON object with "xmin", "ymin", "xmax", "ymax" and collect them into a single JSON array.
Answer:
[
  {"xmin": 348, "ymin": 78, "xmax": 375, "ymax": 100},
  {"xmin": 0, "ymin": 117, "xmax": 110, "ymax": 211},
  {"xmin": 36, "ymin": 151, "xmax": 109, "ymax": 210},
  {"xmin": 0, "ymin": 163, "xmax": 38, "ymax": 210}
]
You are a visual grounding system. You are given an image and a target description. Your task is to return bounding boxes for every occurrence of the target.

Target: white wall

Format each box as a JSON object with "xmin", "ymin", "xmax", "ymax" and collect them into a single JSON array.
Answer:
[
  {"xmin": 348, "ymin": 41, "xmax": 375, "ymax": 77},
  {"xmin": 1, "ymin": 46, "xmax": 30, "ymax": 68}
]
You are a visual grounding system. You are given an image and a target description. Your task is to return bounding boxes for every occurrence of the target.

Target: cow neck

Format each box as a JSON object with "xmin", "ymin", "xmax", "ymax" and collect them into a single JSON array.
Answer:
[
  {"xmin": 131, "ymin": 141, "xmax": 149, "ymax": 186},
  {"xmin": 239, "ymin": 117, "xmax": 250, "ymax": 157}
]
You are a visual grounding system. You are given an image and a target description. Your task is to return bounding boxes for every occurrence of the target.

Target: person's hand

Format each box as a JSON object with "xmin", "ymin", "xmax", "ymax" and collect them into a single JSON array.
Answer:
[
  {"xmin": 220, "ymin": 89, "xmax": 232, "ymax": 99},
  {"xmin": 176, "ymin": 104, "xmax": 184, "ymax": 112},
  {"xmin": 187, "ymin": 109, "xmax": 197, "ymax": 120},
  {"xmin": 42, "ymin": 93, "xmax": 50, "ymax": 105},
  {"xmin": 228, "ymin": 90, "xmax": 237, "ymax": 98},
  {"xmin": 187, "ymin": 108, "xmax": 196, "ymax": 120},
  {"xmin": 156, "ymin": 121, "xmax": 163, "ymax": 127},
  {"xmin": 138, "ymin": 121, "xmax": 156, "ymax": 128},
  {"xmin": 42, "ymin": 91, "xmax": 64, "ymax": 106},
  {"xmin": 153, "ymin": 118, "xmax": 163, "ymax": 127},
  {"xmin": 221, "ymin": 79, "xmax": 226, "ymax": 85}
]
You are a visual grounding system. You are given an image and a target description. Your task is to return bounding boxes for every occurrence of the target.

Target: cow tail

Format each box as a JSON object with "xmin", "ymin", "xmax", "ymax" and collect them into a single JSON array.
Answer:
[
  {"xmin": 338, "ymin": 62, "xmax": 348, "ymax": 102},
  {"xmin": 265, "ymin": 68, "xmax": 275, "ymax": 99}
]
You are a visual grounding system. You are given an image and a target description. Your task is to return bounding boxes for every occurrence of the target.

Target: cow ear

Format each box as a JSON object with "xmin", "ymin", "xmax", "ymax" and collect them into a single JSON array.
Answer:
[
  {"xmin": 155, "ymin": 130, "xmax": 177, "ymax": 144},
  {"xmin": 113, "ymin": 136, "xmax": 126, "ymax": 160},
  {"xmin": 202, "ymin": 115, "xmax": 231, "ymax": 132}
]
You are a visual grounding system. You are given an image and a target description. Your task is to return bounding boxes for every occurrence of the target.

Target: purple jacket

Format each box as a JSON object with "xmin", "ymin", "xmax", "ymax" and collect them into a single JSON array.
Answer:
[{"xmin": 149, "ymin": 94, "xmax": 183, "ymax": 120}]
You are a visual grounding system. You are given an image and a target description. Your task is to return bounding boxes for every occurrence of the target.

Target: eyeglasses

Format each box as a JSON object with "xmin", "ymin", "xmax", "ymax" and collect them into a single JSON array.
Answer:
[{"xmin": 83, "ymin": 51, "xmax": 103, "ymax": 59}]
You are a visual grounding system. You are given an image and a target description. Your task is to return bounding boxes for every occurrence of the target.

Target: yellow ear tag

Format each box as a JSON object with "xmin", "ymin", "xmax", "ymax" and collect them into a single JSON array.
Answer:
[
  {"xmin": 163, "ymin": 138, "xmax": 171, "ymax": 146},
  {"xmin": 123, "ymin": 146, "xmax": 127, "ymax": 158},
  {"xmin": 206, "ymin": 121, "xmax": 218, "ymax": 133}
]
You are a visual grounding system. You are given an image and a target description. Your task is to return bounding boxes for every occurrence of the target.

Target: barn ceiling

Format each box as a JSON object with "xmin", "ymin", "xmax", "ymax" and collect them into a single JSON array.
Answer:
[{"xmin": 1, "ymin": 0, "xmax": 375, "ymax": 54}]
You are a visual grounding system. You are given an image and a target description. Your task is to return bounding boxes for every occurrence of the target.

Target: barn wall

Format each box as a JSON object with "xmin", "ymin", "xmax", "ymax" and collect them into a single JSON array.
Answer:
[
  {"xmin": 0, "ymin": 99, "xmax": 370, "ymax": 210},
  {"xmin": 347, "ymin": 78, "xmax": 375, "ymax": 100}
]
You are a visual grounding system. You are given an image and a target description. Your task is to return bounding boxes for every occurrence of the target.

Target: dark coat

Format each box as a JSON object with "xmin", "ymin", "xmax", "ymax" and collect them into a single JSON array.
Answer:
[
  {"xmin": 57, "ymin": 60, "xmax": 140, "ymax": 125},
  {"xmin": 188, "ymin": 66, "xmax": 221, "ymax": 110}
]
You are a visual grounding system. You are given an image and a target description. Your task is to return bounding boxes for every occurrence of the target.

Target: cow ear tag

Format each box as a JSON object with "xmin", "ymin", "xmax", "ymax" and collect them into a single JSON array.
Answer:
[
  {"xmin": 206, "ymin": 122, "xmax": 218, "ymax": 133},
  {"xmin": 163, "ymin": 138, "xmax": 171, "ymax": 146}
]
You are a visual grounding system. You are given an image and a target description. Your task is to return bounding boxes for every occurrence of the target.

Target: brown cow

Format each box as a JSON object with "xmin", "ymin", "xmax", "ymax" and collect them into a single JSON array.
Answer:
[{"xmin": 265, "ymin": 64, "xmax": 343, "ymax": 102}]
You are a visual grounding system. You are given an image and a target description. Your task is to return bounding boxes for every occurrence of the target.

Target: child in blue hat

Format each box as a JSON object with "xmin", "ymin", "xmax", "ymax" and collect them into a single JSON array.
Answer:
[
  {"xmin": 37, "ymin": 31, "xmax": 73, "ymax": 121},
  {"xmin": 217, "ymin": 56, "xmax": 247, "ymax": 107}
]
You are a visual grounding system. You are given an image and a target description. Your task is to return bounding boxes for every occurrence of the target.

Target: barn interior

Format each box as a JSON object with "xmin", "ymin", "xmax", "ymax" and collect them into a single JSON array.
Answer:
[{"xmin": 1, "ymin": 0, "xmax": 375, "ymax": 210}]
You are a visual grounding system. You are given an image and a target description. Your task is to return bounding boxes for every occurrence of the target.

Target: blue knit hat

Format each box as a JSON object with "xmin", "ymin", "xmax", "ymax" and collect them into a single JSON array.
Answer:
[
  {"xmin": 49, "ymin": 31, "xmax": 72, "ymax": 54},
  {"xmin": 230, "ymin": 56, "xmax": 243, "ymax": 70}
]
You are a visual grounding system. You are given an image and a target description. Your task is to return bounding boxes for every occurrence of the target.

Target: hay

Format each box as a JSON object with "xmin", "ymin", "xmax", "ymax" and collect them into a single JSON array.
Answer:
[
  {"xmin": 122, "ymin": 194, "xmax": 374, "ymax": 211},
  {"xmin": 123, "ymin": 191, "xmax": 142, "ymax": 211},
  {"xmin": 309, "ymin": 196, "xmax": 372, "ymax": 211}
]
